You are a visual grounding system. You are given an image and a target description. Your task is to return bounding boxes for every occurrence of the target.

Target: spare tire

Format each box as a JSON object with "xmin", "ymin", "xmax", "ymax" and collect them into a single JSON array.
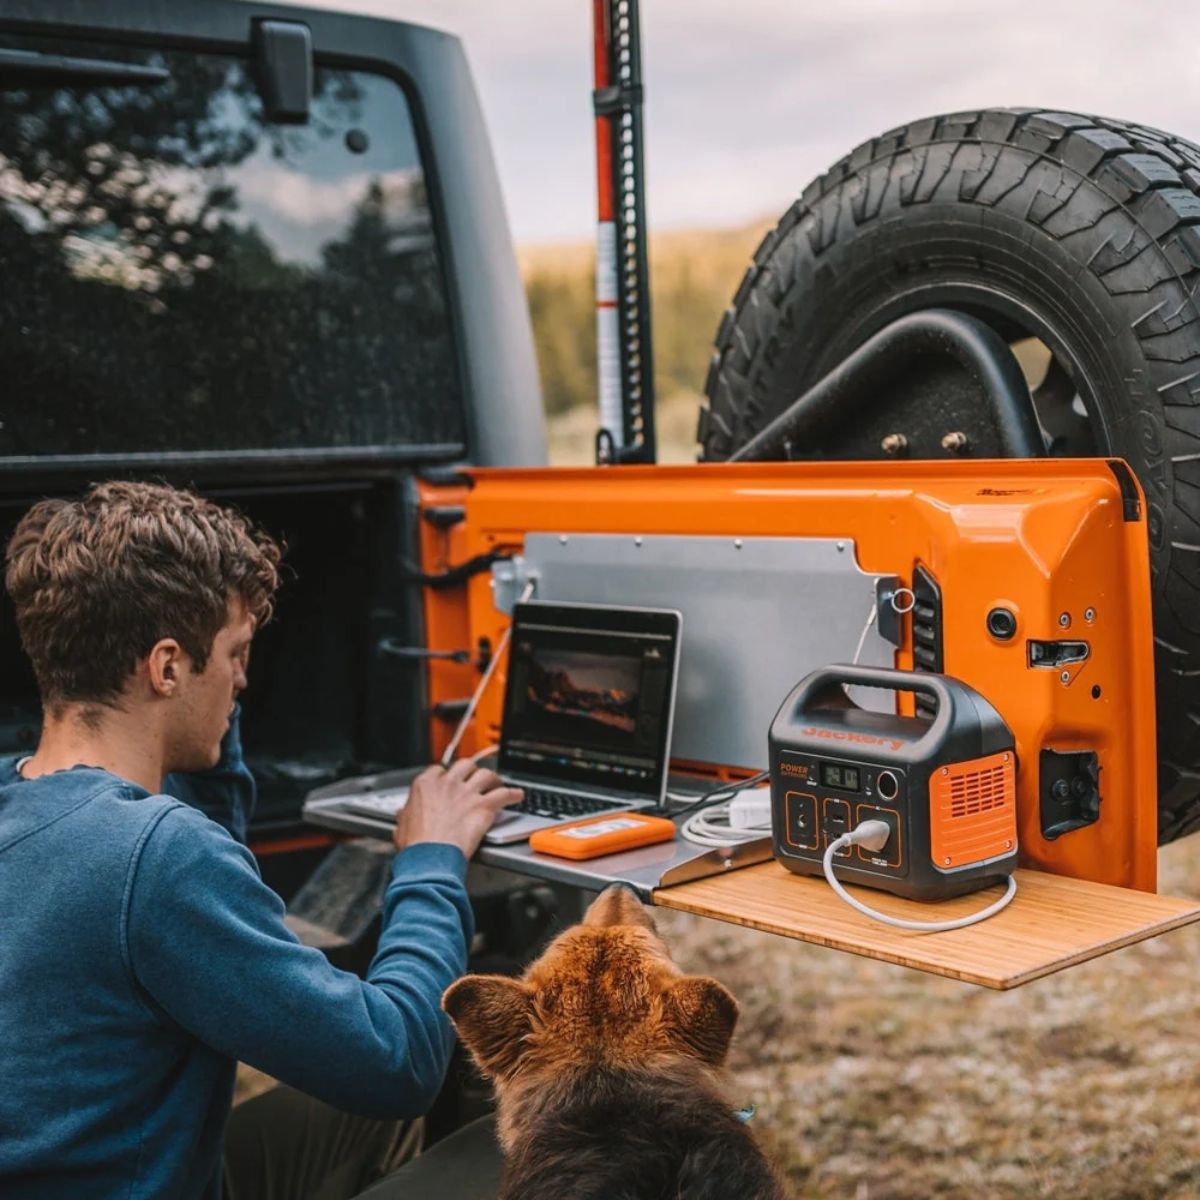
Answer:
[{"xmin": 698, "ymin": 108, "xmax": 1200, "ymax": 842}]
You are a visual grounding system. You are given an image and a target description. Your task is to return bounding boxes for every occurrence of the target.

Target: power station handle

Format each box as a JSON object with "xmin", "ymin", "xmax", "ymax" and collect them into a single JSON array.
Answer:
[
  {"xmin": 772, "ymin": 663, "xmax": 956, "ymax": 744},
  {"xmin": 803, "ymin": 663, "xmax": 953, "ymax": 708}
]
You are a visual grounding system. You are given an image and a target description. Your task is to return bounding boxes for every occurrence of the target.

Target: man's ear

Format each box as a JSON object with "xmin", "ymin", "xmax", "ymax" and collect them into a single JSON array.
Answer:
[
  {"xmin": 443, "ymin": 974, "xmax": 534, "ymax": 1080},
  {"xmin": 662, "ymin": 975, "xmax": 739, "ymax": 1066},
  {"xmin": 146, "ymin": 638, "xmax": 186, "ymax": 698}
]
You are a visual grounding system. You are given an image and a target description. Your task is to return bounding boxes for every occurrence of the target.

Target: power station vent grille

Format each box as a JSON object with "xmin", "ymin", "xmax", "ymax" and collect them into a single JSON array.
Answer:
[{"xmin": 948, "ymin": 763, "xmax": 1007, "ymax": 819}]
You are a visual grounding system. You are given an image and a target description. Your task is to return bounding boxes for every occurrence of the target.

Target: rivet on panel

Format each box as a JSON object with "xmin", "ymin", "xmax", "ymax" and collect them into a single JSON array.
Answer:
[{"xmin": 1060, "ymin": 670, "xmax": 1070, "ymax": 684}]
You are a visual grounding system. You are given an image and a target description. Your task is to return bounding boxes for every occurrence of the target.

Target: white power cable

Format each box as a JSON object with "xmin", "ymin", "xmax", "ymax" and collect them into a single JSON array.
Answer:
[
  {"xmin": 680, "ymin": 803, "xmax": 771, "ymax": 848},
  {"xmin": 822, "ymin": 820, "xmax": 1017, "ymax": 933},
  {"xmin": 852, "ymin": 604, "xmax": 877, "ymax": 666},
  {"xmin": 440, "ymin": 580, "xmax": 536, "ymax": 767}
]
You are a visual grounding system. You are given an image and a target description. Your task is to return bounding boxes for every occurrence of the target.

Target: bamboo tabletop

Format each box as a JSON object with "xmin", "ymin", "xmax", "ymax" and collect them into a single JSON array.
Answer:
[{"xmin": 653, "ymin": 862, "xmax": 1200, "ymax": 990}]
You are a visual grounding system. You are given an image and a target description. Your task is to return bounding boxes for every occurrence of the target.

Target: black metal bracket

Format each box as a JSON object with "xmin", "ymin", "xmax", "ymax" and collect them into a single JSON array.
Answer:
[
  {"xmin": 874, "ymin": 576, "xmax": 904, "ymax": 647},
  {"xmin": 422, "ymin": 505, "xmax": 465, "ymax": 529},
  {"xmin": 377, "ymin": 640, "xmax": 469, "ymax": 665},
  {"xmin": 729, "ymin": 309, "xmax": 1043, "ymax": 463},
  {"xmin": 253, "ymin": 19, "xmax": 312, "ymax": 124},
  {"xmin": 1040, "ymin": 749, "xmax": 1101, "ymax": 839},
  {"xmin": 592, "ymin": 83, "xmax": 644, "ymax": 115},
  {"xmin": 401, "ymin": 550, "xmax": 511, "ymax": 590},
  {"xmin": 1106, "ymin": 459, "xmax": 1142, "ymax": 522}
]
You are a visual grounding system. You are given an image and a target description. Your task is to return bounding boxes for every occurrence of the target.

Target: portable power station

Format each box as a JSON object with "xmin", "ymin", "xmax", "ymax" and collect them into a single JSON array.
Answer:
[{"xmin": 769, "ymin": 665, "xmax": 1018, "ymax": 901}]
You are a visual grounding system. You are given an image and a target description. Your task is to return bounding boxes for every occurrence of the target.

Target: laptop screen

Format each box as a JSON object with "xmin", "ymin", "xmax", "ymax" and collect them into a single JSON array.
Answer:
[{"xmin": 498, "ymin": 602, "xmax": 681, "ymax": 800}]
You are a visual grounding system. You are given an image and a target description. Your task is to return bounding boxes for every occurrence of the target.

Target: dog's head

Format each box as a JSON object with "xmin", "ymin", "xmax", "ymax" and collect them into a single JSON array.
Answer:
[{"xmin": 443, "ymin": 886, "xmax": 738, "ymax": 1103}]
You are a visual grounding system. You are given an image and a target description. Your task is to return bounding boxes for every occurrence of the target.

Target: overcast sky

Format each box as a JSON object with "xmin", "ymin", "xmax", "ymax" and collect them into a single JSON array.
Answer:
[{"xmin": 295, "ymin": 0, "xmax": 1200, "ymax": 244}]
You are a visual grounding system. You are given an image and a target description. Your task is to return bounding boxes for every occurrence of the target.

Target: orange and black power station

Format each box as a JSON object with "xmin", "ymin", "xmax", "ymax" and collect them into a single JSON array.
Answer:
[{"xmin": 768, "ymin": 666, "xmax": 1019, "ymax": 901}]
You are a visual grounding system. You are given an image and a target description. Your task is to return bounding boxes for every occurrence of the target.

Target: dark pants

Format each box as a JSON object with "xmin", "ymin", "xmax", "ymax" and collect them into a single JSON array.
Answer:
[
  {"xmin": 352, "ymin": 1116, "xmax": 502, "ymax": 1200},
  {"xmin": 223, "ymin": 1085, "xmax": 421, "ymax": 1200},
  {"xmin": 223, "ymin": 1086, "xmax": 501, "ymax": 1200}
]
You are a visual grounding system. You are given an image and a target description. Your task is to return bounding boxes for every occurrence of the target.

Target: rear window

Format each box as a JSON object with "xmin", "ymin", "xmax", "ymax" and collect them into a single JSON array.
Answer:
[{"xmin": 0, "ymin": 39, "xmax": 464, "ymax": 457}]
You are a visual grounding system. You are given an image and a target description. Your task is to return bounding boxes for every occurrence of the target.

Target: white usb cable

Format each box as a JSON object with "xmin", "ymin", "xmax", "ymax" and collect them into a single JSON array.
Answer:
[
  {"xmin": 440, "ymin": 580, "xmax": 536, "ymax": 767},
  {"xmin": 823, "ymin": 819, "xmax": 1017, "ymax": 932}
]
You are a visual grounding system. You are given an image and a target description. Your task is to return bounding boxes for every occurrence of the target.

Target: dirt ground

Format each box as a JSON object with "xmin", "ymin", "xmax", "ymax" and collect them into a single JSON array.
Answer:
[{"xmin": 657, "ymin": 837, "xmax": 1200, "ymax": 1200}]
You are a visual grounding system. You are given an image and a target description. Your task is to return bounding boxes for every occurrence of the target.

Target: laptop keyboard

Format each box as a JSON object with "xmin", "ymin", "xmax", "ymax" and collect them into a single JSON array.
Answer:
[
  {"xmin": 340, "ymin": 784, "xmax": 628, "ymax": 824},
  {"xmin": 508, "ymin": 787, "xmax": 626, "ymax": 821}
]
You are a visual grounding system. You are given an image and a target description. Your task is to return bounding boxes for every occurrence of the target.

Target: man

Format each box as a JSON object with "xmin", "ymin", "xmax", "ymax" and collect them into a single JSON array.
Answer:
[{"xmin": 0, "ymin": 480, "xmax": 520, "ymax": 1198}]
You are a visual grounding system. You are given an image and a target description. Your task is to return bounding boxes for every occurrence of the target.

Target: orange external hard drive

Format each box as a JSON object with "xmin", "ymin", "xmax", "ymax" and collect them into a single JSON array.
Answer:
[{"xmin": 529, "ymin": 813, "xmax": 677, "ymax": 860}]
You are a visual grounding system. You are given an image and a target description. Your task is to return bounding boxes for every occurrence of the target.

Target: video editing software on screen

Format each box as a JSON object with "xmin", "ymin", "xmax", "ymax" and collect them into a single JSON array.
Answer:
[{"xmin": 502, "ymin": 618, "xmax": 674, "ymax": 794}]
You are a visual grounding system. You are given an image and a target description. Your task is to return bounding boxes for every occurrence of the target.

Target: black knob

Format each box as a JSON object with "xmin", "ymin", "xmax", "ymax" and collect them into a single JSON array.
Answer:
[{"xmin": 987, "ymin": 606, "xmax": 1018, "ymax": 640}]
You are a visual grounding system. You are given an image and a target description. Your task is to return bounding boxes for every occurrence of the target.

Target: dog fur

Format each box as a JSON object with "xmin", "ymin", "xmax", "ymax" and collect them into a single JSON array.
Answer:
[{"xmin": 443, "ymin": 885, "xmax": 786, "ymax": 1200}]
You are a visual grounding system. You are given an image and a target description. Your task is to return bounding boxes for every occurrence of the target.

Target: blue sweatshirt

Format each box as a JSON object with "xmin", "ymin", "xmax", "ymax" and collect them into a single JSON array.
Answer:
[{"xmin": 0, "ymin": 716, "xmax": 472, "ymax": 1199}]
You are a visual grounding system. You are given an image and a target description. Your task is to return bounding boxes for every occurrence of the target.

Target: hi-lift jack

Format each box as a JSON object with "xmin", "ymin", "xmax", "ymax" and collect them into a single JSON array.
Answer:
[{"xmin": 589, "ymin": 0, "xmax": 1043, "ymax": 467}]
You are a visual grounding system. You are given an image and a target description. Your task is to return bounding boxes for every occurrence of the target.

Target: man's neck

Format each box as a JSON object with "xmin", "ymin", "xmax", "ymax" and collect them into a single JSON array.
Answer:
[{"xmin": 22, "ymin": 703, "xmax": 167, "ymax": 794}]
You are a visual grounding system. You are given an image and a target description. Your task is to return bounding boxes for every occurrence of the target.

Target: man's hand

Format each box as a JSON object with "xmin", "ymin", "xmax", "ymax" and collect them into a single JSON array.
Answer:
[{"xmin": 393, "ymin": 759, "xmax": 523, "ymax": 859}]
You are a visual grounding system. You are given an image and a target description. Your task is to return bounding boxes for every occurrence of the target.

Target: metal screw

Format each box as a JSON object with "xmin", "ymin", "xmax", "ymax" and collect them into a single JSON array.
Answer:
[
  {"xmin": 941, "ymin": 431, "xmax": 969, "ymax": 453},
  {"xmin": 1060, "ymin": 670, "xmax": 1070, "ymax": 684},
  {"xmin": 1084, "ymin": 608, "xmax": 1096, "ymax": 622},
  {"xmin": 881, "ymin": 433, "xmax": 908, "ymax": 456},
  {"xmin": 734, "ymin": 538, "xmax": 743, "ymax": 550},
  {"xmin": 943, "ymin": 857, "xmax": 952, "ymax": 866},
  {"xmin": 1003, "ymin": 753, "xmax": 1010, "ymax": 762},
  {"xmin": 1004, "ymin": 840, "xmax": 1013, "ymax": 850},
  {"xmin": 941, "ymin": 767, "xmax": 949, "ymax": 776},
  {"xmin": 634, "ymin": 536, "xmax": 643, "ymax": 547},
  {"xmin": 1058, "ymin": 612, "xmax": 1071, "ymax": 628},
  {"xmin": 558, "ymin": 534, "xmax": 568, "ymax": 545}
]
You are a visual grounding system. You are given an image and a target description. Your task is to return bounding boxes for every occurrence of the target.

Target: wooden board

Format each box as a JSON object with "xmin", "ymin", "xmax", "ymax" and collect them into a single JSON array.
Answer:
[{"xmin": 653, "ymin": 862, "xmax": 1200, "ymax": 990}]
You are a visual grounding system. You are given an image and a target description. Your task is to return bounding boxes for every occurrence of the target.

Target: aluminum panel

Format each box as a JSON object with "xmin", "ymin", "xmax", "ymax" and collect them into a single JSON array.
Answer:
[{"xmin": 524, "ymin": 533, "xmax": 895, "ymax": 770}]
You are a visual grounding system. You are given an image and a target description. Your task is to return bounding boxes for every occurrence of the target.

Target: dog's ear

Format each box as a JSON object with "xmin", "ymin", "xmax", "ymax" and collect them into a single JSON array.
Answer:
[
  {"xmin": 662, "ymin": 975, "xmax": 739, "ymax": 1066},
  {"xmin": 443, "ymin": 974, "xmax": 534, "ymax": 1080}
]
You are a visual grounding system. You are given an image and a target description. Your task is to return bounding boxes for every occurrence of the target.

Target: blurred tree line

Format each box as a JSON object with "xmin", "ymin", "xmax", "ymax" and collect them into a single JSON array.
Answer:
[{"xmin": 522, "ymin": 222, "xmax": 767, "ymax": 416}]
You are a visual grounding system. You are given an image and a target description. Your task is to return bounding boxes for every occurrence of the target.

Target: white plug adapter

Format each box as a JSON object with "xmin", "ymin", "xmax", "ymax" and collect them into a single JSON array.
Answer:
[{"xmin": 728, "ymin": 785, "xmax": 773, "ymax": 830}]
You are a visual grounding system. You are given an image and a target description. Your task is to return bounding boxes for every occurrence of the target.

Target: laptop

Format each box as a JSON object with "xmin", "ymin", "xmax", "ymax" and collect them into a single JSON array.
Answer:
[{"xmin": 336, "ymin": 601, "xmax": 682, "ymax": 844}]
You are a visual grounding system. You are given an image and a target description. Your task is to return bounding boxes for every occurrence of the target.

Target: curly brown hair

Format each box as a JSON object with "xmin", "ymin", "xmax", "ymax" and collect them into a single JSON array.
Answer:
[{"xmin": 5, "ymin": 481, "xmax": 282, "ymax": 714}]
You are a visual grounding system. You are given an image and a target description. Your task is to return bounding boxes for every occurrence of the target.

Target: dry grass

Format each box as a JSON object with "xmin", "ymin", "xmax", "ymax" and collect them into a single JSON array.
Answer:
[{"xmin": 657, "ymin": 837, "xmax": 1200, "ymax": 1199}]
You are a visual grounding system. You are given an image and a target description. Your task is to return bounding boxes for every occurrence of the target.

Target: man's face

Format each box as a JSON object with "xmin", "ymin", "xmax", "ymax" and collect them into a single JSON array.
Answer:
[{"xmin": 168, "ymin": 596, "xmax": 255, "ymax": 772}]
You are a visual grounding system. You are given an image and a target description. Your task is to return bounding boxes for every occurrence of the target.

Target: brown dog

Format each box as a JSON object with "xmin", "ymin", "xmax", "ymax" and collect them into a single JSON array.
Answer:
[{"xmin": 442, "ymin": 885, "xmax": 786, "ymax": 1199}]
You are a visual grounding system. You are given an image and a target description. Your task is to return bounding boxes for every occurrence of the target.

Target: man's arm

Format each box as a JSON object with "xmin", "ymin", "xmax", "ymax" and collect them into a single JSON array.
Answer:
[
  {"xmin": 125, "ymin": 804, "xmax": 470, "ymax": 1118},
  {"xmin": 162, "ymin": 704, "xmax": 255, "ymax": 842}
]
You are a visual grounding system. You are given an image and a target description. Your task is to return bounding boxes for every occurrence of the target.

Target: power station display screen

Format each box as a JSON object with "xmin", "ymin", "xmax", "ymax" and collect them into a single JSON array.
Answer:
[{"xmin": 821, "ymin": 762, "xmax": 862, "ymax": 792}]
